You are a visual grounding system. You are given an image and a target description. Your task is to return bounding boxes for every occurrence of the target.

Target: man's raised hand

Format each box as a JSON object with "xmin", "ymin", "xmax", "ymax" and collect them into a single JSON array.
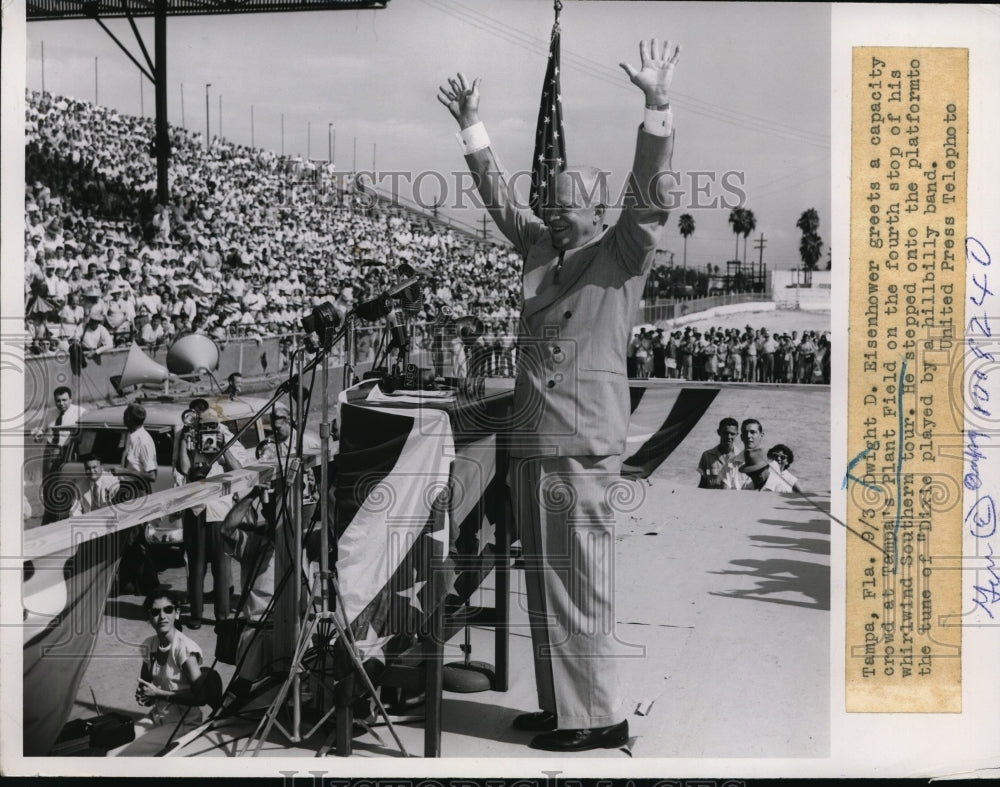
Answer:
[
  {"xmin": 619, "ymin": 38, "xmax": 681, "ymax": 107},
  {"xmin": 437, "ymin": 72, "xmax": 482, "ymax": 129}
]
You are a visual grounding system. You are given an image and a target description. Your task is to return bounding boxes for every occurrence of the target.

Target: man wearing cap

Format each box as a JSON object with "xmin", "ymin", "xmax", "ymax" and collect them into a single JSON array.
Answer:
[
  {"xmin": 74, "ymin": 305, "xmax": 114, "ymax": 355},
  {"xmin": 439, "ymin": 38, "xmax": 679, "ymax": 751},
  {"xmin": 106, "ymin": 286, "xmax": 136, "ymax": 338},
  {"xmin": 175, "ymin": 400, "xmax": 247, "ymax": 626},
  {"xmin": 257, "ymin": 403, "xmax": 322, "ymax": 467}
]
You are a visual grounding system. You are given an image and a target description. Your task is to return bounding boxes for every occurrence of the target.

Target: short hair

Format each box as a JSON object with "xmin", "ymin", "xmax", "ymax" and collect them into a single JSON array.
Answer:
[
  {"xmin": 740, "ymin": 418, "xmax": 763, "ymax": 433},
  {"xmin": 123, "ymin": 402, "xmax": 146, "ymax": 426},
  {"xmin": 227, "ymin": 372, "xmax": 242, "ymax": 382},
  {"xmin": 767, "ymin": 443, "xmax": 795, "ymax": 466},
  {"xmin": 718, "ymin": 417, "xmax": 739, "ymax": 432},
  {"xmin": 53, "ymin": 386, "xmax": 72, "ymax": 399},
  {"xmin": 79, "ymin": 453, "xmax": 99, "ymax": 465},
  {"xmin": 142, "ymin": 588, "xmax": 181, "ymax": 615}
]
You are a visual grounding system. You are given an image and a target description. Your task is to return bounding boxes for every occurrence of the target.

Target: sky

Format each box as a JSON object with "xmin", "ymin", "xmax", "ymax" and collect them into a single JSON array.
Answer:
[{"xmin": 20, "ymin": 0, "xmax": 830, "ymax": 271}]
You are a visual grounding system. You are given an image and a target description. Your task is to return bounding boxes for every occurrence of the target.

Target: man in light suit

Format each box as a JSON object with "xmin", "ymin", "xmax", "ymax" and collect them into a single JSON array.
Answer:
[{"xmin": 439, "ymin": 38, "xmax": 680, "ymax": 752}]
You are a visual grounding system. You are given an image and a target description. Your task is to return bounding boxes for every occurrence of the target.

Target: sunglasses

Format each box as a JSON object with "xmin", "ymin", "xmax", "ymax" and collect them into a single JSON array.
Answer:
[{"xmin": 149, "ymin": 605, "xmax": 175, "ymax": 616}]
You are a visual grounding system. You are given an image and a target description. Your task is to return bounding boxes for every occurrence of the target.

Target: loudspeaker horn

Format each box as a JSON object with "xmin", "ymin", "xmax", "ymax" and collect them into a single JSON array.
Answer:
[
  {"xmin": 167, "ymin": 333, "xmax": 221, "ymax": 376},
  {"xmin": 118, "ymin": 342, "xmax": 169, "ymax": 388},
  {"xmin": 454, "ymin": 315, "xmax": 485, "ymax": 341}
]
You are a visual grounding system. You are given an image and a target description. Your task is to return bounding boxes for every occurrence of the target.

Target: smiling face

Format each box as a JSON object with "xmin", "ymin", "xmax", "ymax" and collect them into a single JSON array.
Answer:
[
  {"xmin": 543, "ymin": 169, "xmax": 606, "ymax": 251},
  {"xmin": 84, "ymin": 458, "xmax": 103, "ymax": 482}
]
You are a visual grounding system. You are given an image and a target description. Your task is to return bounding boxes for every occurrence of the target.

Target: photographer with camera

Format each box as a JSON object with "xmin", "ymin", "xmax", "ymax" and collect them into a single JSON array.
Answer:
[{"xmin": 174, "ymin": 399, "xmax": 247, "ymax": 629}]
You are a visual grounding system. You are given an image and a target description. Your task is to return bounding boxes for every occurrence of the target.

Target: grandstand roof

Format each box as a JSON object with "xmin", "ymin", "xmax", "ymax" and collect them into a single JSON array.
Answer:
[{"xmin": 27, "ymin": 0, "xmax": 388, "ymax": 21}]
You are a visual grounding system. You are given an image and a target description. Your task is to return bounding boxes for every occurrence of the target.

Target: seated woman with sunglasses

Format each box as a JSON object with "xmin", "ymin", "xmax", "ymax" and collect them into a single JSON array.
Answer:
[
  {"xmin": 766, "ymin": 444, "xmax": 804, "ymax": 494},
  {"xmin": 111, "ymin": 590, "xmax": 205, "ymax": 755}
]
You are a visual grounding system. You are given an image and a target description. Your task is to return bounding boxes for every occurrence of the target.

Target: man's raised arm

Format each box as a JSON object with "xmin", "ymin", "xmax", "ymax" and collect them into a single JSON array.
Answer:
[
  {"xmin": 438, "ymin": 73, "xmax": 542, "ymax": 257},
  {"xmin": 614, "ymin": 38, "xmax": 682, "ymax": 273}
]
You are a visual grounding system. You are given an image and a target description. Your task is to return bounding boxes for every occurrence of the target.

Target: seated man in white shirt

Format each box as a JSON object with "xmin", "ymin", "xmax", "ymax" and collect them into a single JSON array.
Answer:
[{"xmin": 70, "ymin": 455, "xmax": 122, "ymax": 516}]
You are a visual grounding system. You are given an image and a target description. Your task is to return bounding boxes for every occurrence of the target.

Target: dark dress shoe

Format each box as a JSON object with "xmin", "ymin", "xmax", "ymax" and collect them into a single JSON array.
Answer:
[
  {"xmin": 530, "ymin": 720, "xmax": 629, "ymax": 752},
  {"xmin": 512, "ymin": 710, "xmax": 558, "ymax": 731}
]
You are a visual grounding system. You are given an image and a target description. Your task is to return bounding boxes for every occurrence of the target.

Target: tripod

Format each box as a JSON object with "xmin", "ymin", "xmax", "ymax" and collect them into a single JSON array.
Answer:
[
  {"xmin": 233, "ymin": 301, "xmax": 412, "ymax": 756},
  {"xmin": 239, "ymin": 569, "xmax": 409, "ymax": 756}
]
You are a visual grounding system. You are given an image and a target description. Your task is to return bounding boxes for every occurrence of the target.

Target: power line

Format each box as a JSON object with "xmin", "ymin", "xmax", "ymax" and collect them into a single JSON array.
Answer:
[{"xmin": 421, "ymin": 0, "xmax": 830, "ymax": 149}]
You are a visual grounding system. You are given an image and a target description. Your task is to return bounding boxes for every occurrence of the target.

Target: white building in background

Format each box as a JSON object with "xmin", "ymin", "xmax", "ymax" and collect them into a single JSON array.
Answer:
[{"xmin": 770, "ymin": 269, "xmax": 831, "ymax": 311}]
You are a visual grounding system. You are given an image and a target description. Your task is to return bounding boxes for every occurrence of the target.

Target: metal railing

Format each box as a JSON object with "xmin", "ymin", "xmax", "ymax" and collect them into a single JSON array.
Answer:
[{"xmin": 640, "ymin": 292, "xmax": 772, "ymax": 324}]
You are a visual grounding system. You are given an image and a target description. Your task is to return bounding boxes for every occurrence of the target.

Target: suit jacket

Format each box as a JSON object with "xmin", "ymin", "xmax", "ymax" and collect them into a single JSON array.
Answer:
[{"xmin": 465, "ymin": 126, "xmax": 674, "ymax": 456}]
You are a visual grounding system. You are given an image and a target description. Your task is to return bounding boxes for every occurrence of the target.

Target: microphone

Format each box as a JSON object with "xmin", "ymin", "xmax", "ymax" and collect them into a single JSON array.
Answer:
[
  {"xmin": 353, "ymin": 276, "xmax": 422, "ymax": 321},
  {"xmin": 387, "ymin": 305, "xmax": 408, "ymax": 351},
  {"xmin": 393, "ymin": 263, "xmax": 423, "ymax": 317}
]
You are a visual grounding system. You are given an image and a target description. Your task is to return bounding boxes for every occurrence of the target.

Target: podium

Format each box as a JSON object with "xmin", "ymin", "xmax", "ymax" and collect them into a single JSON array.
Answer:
[{"xmin": 331, "ymin": 381, "xmax": 514, "ymax": 756}]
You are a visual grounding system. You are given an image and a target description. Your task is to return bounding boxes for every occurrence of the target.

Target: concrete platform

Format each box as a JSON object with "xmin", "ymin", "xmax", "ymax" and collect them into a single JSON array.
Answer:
[
  {"xmin": 69, "ymin": 484, "xmax": 830, "ymax": 761},
  {"xmin": 56, "ymin": 381, "xmax": 831, "ymax": 760}
]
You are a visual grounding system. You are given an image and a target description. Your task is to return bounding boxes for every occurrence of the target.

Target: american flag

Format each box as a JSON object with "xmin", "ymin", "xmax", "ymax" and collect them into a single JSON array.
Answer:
[{"xmin": 529, "ymin": 17, "xmax": 567, "ymax": 218}]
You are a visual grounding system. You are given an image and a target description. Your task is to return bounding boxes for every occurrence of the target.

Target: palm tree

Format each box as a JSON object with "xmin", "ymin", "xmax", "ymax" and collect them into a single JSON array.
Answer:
[
  {"xmin": 728, "ymin": 207, "xmax": 747, "ymax": 261},
  {"xmin": 740, "ymin": 208, "xmax": 756, "ymax": 264},
  {"xmin": 799, "ymin": 233, "xmax": 823, "ymax": 270},
  {"xmin": 678, "ymin": 213, "xmax": 695, "ymax": 269},
  {"xmin": 796, "ymin": 208, "xmax": 820, "ymax": 235}
]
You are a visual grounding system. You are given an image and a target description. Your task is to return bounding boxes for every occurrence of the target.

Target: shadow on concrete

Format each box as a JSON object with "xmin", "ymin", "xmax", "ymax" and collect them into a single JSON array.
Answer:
[
  {"xmin": 709, "ymin": 557, "xmax": 830, "ymax": 611},
  {"xmin": 104, "ymin": 598, "xmax": 148, "ymax": 623},
  {"xmin": 749, "ymin": 533, "xmax": 830, "ymax": 555},
  {"xmin": 439, "ymin": 698, "xmax": 526, "ymax": 740}
]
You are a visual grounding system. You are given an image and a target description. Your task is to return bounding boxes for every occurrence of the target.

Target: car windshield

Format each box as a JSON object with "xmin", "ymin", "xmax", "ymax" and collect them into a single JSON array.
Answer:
[{"xmin": 76, "ymin": 427, "xmax": 174, "ymax": 466}]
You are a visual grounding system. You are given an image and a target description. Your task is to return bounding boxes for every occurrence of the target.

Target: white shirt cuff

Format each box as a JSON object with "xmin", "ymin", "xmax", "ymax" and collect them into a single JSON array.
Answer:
[
  {"xmin": 456, "ymin": 122, "xmax": 491, "ymax": 154},
  {"xmin": 643, "ymin": 106, "xmax": 674, "ymax": 137}
]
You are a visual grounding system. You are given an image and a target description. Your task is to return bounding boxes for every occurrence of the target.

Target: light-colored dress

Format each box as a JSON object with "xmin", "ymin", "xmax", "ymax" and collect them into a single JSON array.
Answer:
[{"xmin": 110, "ymin": 631, "xmax": 203, "ymax": 756}]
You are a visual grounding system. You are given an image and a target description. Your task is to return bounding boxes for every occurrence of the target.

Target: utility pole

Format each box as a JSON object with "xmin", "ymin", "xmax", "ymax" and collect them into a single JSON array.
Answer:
[
  {"xmin": 752, "ymin": 233, "xmax": 767, "ymax": 292},
  {"xmin": 480, "ymin": 214, "xmax": 489, "ymax": 239},
  {"xmin": 204, "ymin": 83, "xmax": 211, "ymax": 148}
]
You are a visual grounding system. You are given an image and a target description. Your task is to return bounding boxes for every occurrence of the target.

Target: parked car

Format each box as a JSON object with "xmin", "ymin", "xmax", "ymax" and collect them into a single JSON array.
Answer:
[{"xmin": 44, "ymin": 394, "xmax": 278, "ymax": 558}]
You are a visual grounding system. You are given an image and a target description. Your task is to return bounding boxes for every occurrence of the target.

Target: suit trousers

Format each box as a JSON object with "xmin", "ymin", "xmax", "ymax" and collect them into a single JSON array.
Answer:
[
  {"xmin": 183, "ymin": 511, "xmax": 231, "ymax": 622},
  {"xmin": 511, "ymin": 454, "xmax": 625, "ymax": 730}
]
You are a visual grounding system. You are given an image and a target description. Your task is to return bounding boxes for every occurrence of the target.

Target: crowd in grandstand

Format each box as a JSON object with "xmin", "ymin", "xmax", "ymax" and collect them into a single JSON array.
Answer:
[
  {"xmin": 23, "ymin": 91, "xmax": 829, "ymax": 387},
  {"xmin": 628, "ymin": 325, "xmax": 830, "ymax": 384},
  {"xmin": 22, "ymin": 90, "xmax": 522, "ymax": 357}
]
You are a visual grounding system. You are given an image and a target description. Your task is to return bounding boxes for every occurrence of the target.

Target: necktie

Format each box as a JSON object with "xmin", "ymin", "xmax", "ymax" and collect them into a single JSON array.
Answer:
[
  {"xmin": 55, "ymin": 412, "xmax": 63, "ymax": 426},
  {"xmin": 554, "ymin": 251, "xmax": 565, "ymax": 284}
]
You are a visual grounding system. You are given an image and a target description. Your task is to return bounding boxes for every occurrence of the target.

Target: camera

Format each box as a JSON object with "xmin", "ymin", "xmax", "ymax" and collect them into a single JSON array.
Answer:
[{"xmin": 181, "ymin": 408, "xmax": 224, "ymax": 455}]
